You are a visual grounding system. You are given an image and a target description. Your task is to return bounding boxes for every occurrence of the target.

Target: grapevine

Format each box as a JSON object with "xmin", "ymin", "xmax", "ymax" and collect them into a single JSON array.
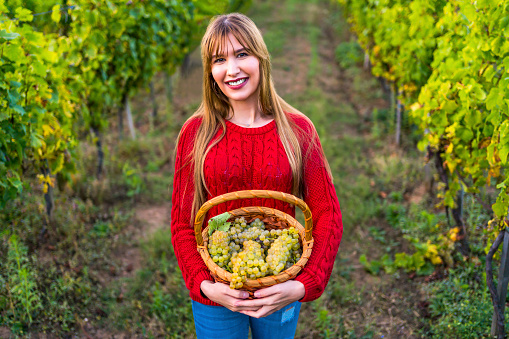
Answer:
[{"xmin": 339, "ymin": 0, "xmax": 509, "ymax": 335}]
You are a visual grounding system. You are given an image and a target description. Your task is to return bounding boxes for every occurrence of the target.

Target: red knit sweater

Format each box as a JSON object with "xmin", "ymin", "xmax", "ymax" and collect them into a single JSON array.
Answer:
[{"xmin": 170, "ymin": 112, "xmax": 343, "ymax": 305}]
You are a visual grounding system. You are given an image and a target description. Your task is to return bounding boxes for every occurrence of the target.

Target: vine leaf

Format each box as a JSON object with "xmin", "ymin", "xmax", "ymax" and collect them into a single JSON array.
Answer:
[{"xmin": 208, "ymin": 212, "xmax": 232, "ymax": 236}]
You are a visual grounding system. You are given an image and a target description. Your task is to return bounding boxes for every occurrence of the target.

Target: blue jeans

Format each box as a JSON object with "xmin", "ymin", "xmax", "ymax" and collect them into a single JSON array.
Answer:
[{"xmin": 191, "ymin": 300, "xmax": 301, "ymax": 339}]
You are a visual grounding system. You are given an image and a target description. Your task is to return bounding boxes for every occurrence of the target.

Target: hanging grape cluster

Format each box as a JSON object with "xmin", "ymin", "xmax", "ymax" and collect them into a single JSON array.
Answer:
[{"xmin": 207, "ymin": 217, "xmax": 303, "ymax": 289}]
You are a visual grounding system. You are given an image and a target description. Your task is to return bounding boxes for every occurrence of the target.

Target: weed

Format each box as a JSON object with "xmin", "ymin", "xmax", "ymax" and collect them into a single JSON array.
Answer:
[
  {"xmin": 335, "ymin": 41, "xmax": 364, "ymax": 69},
  {"xmin": 422, "ymin": 263, "xmax": 509, "ymax": 338},
  {"xmin": 1, "ymin": 235, "xmax": 42, "ymax": 335},
  {"xmin": 122, "ymin": 163, "xmax": 144, "ymax": 198},
  {"xmin": 102, "ymin": 228, "xmax": 195, "ymax": 337}
]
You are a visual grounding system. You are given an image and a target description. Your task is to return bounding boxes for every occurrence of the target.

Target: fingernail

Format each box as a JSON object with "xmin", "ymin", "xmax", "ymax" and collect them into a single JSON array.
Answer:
[
  {"xmin": 242, "ymin": 292, "xmax": 248, "ymax": 298},
  {"xmin": 254, "ymin": 292, "xmax": 259, "ymax": 298}
]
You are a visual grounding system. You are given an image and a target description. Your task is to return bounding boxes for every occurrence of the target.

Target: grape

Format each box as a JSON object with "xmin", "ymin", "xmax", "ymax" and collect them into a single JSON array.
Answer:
[{"xmin": 207, "ymin": 230, "xmax": 231, "ymax": 269}]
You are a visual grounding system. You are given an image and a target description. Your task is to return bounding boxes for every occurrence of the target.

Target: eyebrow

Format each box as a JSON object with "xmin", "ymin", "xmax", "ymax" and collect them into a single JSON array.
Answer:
[{"xmin": 212, "ymin": 48, "xmax": 247, "ymax": 59}]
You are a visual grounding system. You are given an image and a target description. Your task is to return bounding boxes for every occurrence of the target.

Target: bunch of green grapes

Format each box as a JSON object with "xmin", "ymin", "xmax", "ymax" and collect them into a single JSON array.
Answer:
[
  {"xmin": 266, "ymin": 228, "xmax": 300, "ymax": 275},
  {"xmin": 207, "ymin": 215, "xmax": 303, "ymax": 289},
  {"xmin": 229, "ymin": 240, "xmax": 269, "ymax": 289},
  {"xmin": 236, "ymin": 226, "xmax": 264, "ymax": 244},
  {"xmin": 250, "ymin": 218, "xmax": 264, "ymax": 229},
  {"xmin": 208, "ymin": 230, "xmax": 231, "ymax": 269},
  {"xmin": 230, "ymin": 217, "xmax": 267, "ymax": 245},
  {"xmin": 229, "ymin": 218, "xmax": 247, "ymax": 243},
  {"xmin": 234, "ymin": 217, "xmax": 249, "ymax": 229}
]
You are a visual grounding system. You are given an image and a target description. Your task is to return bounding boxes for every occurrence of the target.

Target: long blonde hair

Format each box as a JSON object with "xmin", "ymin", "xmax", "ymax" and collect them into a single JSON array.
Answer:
[{"xmin": 174, "ymin": 13, "xmax": 333, "ymax": 224}]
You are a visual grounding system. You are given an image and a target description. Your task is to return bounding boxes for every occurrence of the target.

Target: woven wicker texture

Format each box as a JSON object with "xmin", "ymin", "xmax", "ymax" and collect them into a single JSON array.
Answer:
[{"xmin": 194, "ymin": 190, "xmax": 314, "ymax": 295}]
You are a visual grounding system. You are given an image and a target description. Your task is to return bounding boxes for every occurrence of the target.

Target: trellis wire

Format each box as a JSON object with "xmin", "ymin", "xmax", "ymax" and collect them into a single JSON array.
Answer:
[{"xmin": 0, "ymin": 5, "xmax": 78, "ymax": 23}]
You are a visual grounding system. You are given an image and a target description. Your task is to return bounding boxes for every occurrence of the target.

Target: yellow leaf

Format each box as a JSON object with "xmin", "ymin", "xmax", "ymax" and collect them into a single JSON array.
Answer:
[
  {"xmin": 52, "ymin": 154, "xmax": 64, "ymax": 173},
  {"xmin": 445, "ymin": 160, "xmax": 456, "ymax": 173},
  {"xmin": 431, "ymin": 256, "xmax": 443, "ymax": 265},
  {"xmin": 426, "ymin": 244, "xmax": 438, "ymax": 256},
  {"xmin": 42, "ymin": 124, "xmax": 53, "ymax": 136},
  {"xmin": 51, "ymin": 5, "xmax": 61, "ymax": 23},
  {"xmin": 410, "ymin": 102, "xmax": 421, "ymax": 111},
  {"xmin": 446, "ymin": 143, "xmax": 454, "ymax": 154}
]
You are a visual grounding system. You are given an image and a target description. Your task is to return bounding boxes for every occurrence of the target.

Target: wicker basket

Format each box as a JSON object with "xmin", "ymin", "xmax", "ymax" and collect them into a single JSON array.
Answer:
[{"xmin": 194, "ymin": 190, "xmax": 314, "ymax": 297}]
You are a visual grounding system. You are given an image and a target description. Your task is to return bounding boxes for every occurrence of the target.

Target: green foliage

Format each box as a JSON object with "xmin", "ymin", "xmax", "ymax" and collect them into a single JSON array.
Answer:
[
  {"xmin": 0, "ymin": 235, "xmax": 42, "ymax": 334},
  {"xmin": 360, "ymin": 248, "xmax": 435, "ymax": 276},
  {"xmin": 208, "ymin": 211, "xmax": 232, "ymax": 235},
  {"xmin": 122, "ymin": 163, "xmax": 143, "ymax": 198},
  {"xmin": 89, "ymin": 220, "xmax": 112, "ymax": 238},
  {"xmin": 339, "ymin": 0, "xmax": 509, "ymax": 227},
  {"xmin": 67, "ymin": 0, "xmax": 196, "ymax": 131},
  {"xmin": 409, "ymin": 1, "xmax": 509, "ymax": 217},
  {"xmin": 0, "ymin": 4, "xmax": 77, "ymax": 207},
  {"xmin": 423, "ymin": 264, "xmax": 509, "ymax": 338},
  {"xmin": 103, "ymin": 228, "xmax": 195, "ymax": 337},
  {"xmin": 335, "ymin": 41, "xmax": 363, "ymax": 69},
  {"xmin": 370, "ymin": 107, "xmax": 391, "ymax": 138}
]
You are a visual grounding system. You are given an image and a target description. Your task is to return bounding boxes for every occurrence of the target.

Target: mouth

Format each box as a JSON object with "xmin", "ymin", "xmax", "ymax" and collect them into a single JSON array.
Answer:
[{"xmin": 225, "ymin": 77, "xmax": 248, "ymax": 89}]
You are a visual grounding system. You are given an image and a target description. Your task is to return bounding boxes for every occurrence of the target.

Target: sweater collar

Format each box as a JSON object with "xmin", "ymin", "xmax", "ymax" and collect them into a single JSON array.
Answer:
[{"xmin": 225, "ymin": 119, "xmax": 276, "ymax": 135}]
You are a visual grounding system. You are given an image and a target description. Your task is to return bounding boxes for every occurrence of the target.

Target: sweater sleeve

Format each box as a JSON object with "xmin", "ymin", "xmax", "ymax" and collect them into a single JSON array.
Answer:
[
  {"xmin": 294, "ymin": 119, "xmax": 343, "ymax": 302},
  {"xmin": 170, "ymin": 118, "xmax": 214, "ymax": 300}
]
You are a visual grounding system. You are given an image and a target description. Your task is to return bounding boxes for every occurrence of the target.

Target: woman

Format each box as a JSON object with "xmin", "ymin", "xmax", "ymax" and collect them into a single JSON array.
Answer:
[{"xmin": 171, "ymin": 13, "xmax": 343, "ymax": 338}]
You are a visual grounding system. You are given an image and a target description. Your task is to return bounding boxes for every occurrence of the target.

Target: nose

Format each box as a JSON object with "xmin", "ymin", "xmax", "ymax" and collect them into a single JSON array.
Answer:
[{"xmin": 227, "ymin": 58, "xmax": 240, "ymax": 77}]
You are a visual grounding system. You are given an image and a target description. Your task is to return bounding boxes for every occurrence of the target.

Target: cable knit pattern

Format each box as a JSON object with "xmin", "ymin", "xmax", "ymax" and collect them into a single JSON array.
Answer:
[{"xmin": 171, "ymin": 112, "xmax": 343, "ymax": 306}]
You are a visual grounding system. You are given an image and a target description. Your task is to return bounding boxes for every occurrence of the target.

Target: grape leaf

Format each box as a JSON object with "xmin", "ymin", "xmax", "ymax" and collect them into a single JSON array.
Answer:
[
  {"xmin": 51, "ymin": 5, "xmax": 61, "ymax": 24},
  {"xmin": 0, "ymin": 30, "xmax": 20, "ymax": 41},
  {"xmin": 15, "ymin": 7, "xmax": 33, "ymax": 22},
  {"xmin": 208, "ymin": 212, "xmax": 232, "ymax": 236}
]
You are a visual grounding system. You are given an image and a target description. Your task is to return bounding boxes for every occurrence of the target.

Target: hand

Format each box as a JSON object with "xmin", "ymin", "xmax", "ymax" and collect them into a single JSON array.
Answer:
[
  {"xmin": 200, "ymin": 280, "xmax": 261, "ymax": 312},
  {"xmin": 234, "ymin": 280, "xmax": 305, "ymax": 318}
]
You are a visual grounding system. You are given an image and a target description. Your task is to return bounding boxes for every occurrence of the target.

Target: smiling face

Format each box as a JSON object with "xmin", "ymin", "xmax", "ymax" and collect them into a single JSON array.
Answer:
[{"xmin": 211, "ymin": 33, "xmax": 261, "ymax": 107}]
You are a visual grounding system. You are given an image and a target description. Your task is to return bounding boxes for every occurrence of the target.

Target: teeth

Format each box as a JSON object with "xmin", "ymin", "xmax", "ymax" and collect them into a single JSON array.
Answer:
[{"xmin": 227, "ymin": 78, "xmax": 246, "ymax": 86}]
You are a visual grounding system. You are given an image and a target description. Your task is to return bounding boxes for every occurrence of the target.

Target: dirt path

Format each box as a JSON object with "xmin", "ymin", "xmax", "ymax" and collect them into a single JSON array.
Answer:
[
  {"xmin": 80, "ymin": 205, "xmax": 169, "ymax": 338},
  {"xmin": 119, "ymin": 205, "xmax": 168, "ymax": 277}
]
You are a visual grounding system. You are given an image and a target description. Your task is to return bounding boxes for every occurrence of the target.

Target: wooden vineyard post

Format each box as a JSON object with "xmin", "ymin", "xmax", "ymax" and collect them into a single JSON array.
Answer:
[
  {"xmin": 125, "ymin": 95, "xmax": 136, "ymax": 140},
  {"xmin": 491, "ymin": 227, "xmax": 509, "ymax": 337},
  {"xmin": 395, "ymin": 88, "xmax": 402, "ymax": 146},
  {"xmin": 149, "ymin": 80, "xmax": 158, "ymax": 118},
  {"xmin": 363, "ymin": 51, "xmax": 370, "ymax": 70}
]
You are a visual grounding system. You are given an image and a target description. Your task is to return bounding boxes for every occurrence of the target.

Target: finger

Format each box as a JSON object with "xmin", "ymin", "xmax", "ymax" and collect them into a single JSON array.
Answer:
[
  {"xmin": 253, "ymin": 285, "xmax": 281, "ymax": 299},
  {"xmin": 240, "ymin": 306, "xmax": 276, "ymax": 319},
  {"xmin": 234, "ymin": 298, "xmax": 267, "ymax": 308},
  {"xmin": 224, "ymin": 288, "xmax": 250, "ymax": 299},
  {"xmin": 235, "ymin": 305, "xmax": 262, "ymax": 312},
  {"xmin": 229, "ymin": 301, "xmax": 262, "ymax": 312}
]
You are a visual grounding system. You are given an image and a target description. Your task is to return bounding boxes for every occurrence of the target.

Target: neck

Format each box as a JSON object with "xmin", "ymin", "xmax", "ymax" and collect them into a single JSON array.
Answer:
[{"xmin": 227, "ymin": 97, "xmax": 263, "ymax": 127}]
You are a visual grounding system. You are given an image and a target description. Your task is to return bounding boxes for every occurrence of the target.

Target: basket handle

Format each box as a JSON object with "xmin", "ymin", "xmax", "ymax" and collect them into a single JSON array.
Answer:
[{"xmin": 194, "ymin": 190, "xmax": 313, "ymax": 246}]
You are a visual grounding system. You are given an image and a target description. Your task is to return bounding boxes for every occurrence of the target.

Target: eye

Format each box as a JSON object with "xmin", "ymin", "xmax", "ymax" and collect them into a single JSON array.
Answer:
[
  {"xmin": 237, "ymin": 52, "xmax": 248, "ymax": 57},
  {"xmin": 213, "ymin": 57, "xmax": 225, "ymax": 63}
]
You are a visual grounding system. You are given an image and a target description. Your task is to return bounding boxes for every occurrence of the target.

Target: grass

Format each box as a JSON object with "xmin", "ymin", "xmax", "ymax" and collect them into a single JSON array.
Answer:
[{"xmin": 101, "ymin": 228, "xmax": 195, "ymax": 337}]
